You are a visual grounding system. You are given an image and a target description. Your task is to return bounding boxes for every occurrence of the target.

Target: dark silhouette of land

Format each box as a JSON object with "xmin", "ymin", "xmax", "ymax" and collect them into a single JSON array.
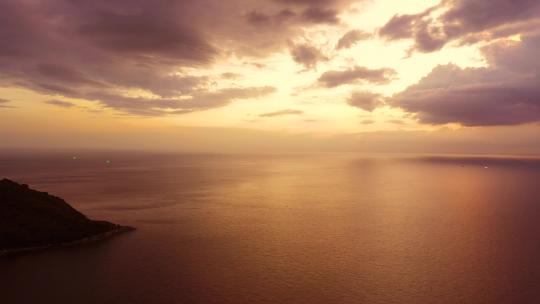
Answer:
[{"xmin": 0, "ymin": 178, "xmax": 133, "ymax": 254}]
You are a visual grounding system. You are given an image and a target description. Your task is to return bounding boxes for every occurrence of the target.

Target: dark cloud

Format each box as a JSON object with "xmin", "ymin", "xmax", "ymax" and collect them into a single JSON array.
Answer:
[
  {"xmin": 290, "ymin": 44, "xmax": 329, "ymax": 70},
  {"xmin": 379, "ymin": 14, "xmax": 418, "ymax": 40},
  {"xmin": 301, "ymin": 8, "xmax": 339, "ymax": 24},
  {"xmin": 232, "ymin": 0, "xmax": 360, "ymax": 56},
  {"xmin": 245, "ymin": 7, "xmax": 338, "ymax": 29},
  {"xmin": 246, "ymin": 11, "xmax": 273, "ymax": 27},
  {"xmin": 392, "ymin": 76, "xmax": 540, "ymax": 126},
  {"xmin": 379, "ymin": 0, "xmax": 540, "ymax": 53},
  {"xmin": 276, "ymin": 9, "xmax": 297, "ymax": 22},
  {"xmin": 244, "ymin": 0, "xmax": 362, "ymax": 34},
  {"xmin": 336, "ymin": 30, "xmax": 372, "ymax": 49},
  {"xmin": 259, "ymin": 109, "xmax": 304, "ymax": 117},
  {"xmin": 0, "ymin": 0, "xmax": 359, "ymax": 116},
  {"xmin": 45, "ymin": 100, "xmax": 76, "ymax": 108},
  {"xmin": 273, "ymin": 0, "xmax": 341, "ymax": 6},
  {"xmin": 390, "ymin": 34, "xmax": 540, "ymax": 126},
  {"xmin": 318, "ymin": 66, "xmax": 397, "ymax": 87},
  {"xmin": 394, "ymin": 82, "xmax": 540, "ymax": 126},
  {"xmin": 347, "ymin": 91, "xmax": 385, "ymax": 111},
  {"xmin": 76, "ymin": 10, "xmax": 217, "ymax": 63},
  {"xmin": 0, "ymin": 0, "xmax": 220, "ymax": 115}
]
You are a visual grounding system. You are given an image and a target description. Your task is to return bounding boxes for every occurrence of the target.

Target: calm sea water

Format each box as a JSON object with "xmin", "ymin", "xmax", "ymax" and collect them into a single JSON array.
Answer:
[{"xmin": 1, "ymin": 151, "xmax": 540, "ymax": 304}]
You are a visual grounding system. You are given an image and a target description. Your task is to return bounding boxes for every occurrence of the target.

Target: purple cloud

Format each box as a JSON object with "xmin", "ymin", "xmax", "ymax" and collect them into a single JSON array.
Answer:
[
  {"xmin": 379, "ymin": 14, "xmax": 418, "ymax": 40},
  {"xmin": 379, "ymin": 0, "xmax": 540, "ymax": 53},
  {"xmin": 390, "ymin": 34, "xmax": 540, "ymax": 126},
  {"xmin": 301, "ymin": 8, "xmax": 340, "ymax": 24},
  {"xmin": 0, "ymin": 0, "xmax": 306, "ymax": 115},
  {"xmin": 336, "ymin": 30, "xmax": 372, "ymax": 49},
  {"xmin": 0, "ymin": 0, "xmax": 362, "ymax": 116},
  {"xmin": 347, "ymin": 91, "xmax": 385, "ymax": 111},
  {"xmin": 45, "ymin": 100, "xmax": 76, "ymax": 108},
  {"xmin": 318, "ymin": 66, "xmax": 397, "ymax": 88},
  {"xmin": 290, "ymin": 44, "xmax": 329, "ymax": 70}
]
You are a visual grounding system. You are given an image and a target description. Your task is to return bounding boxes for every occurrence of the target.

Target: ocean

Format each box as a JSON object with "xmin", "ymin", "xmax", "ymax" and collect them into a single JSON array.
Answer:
[{"xmin": 1, "ymin": 151, "xmax": 540, "ymax": 303}]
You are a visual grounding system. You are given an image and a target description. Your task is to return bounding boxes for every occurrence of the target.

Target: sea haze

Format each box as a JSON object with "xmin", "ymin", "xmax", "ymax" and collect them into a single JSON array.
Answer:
[{"xmin": 1, "ymin": 151, "xmax": 540, "ymax": 303}]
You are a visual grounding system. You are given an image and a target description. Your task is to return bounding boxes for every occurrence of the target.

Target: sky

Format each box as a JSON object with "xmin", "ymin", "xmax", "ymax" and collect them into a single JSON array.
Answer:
[{"xmin": 1, "ymin": 0, "xmax": 539, "ymax": 155}]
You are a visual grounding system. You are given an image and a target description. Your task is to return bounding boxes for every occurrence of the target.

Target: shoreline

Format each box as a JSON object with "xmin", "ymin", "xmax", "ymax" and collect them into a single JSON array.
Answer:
[{"xmin": 0, "ymin": 225, "xmax": 135, "ymax": 257}]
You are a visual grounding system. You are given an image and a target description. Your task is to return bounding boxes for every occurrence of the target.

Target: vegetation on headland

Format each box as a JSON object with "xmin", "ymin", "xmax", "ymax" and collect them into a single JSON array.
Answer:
[{"xmin": 0, "ymin": 178, "xmax": 133, "ymax": 255}]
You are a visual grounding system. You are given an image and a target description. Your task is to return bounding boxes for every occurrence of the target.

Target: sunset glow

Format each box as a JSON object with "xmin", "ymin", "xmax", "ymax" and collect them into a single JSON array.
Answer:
[{"xmin": 1, "ymin": 0, "xmax": 539, "ymax": 154}]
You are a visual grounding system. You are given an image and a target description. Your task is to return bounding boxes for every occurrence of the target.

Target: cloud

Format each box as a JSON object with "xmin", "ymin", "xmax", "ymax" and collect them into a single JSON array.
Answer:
[
  {"xmin": 273, "ymin": 0, "xmax": 335, "ymax": 5},
  {"xmin": 360, "ymin": 119, "xmax": 375, "ymax": 124},
  {"xmin": 221, "ymin": 72, "xmax": 242, "ymax": 79},
  {"xmin": 245, "ymin": 9, "xmax": 300, "ymax": 29},
  {"xmin": 336, "ymin": 30, "xmax": 371, "ymax": 49},
  {"xmin": 76, "ymin": 10, "xmax": 217, "ymax": 63},
  {"xmin": 347, "ymin": 91, "xmax": 385, "ymax": 111},
  {"xmin": 0, "ymin": 0, "xmax": 358, "ymax": 116},
  {"xmin": 379, "ymin": 14, "xmax": 418, "ymax": 40},
  {"xmin": 379, "ymin": 0, "xmax": 540, "ymax": 53},
  {"xmin": 390, "ymin": 34, "xmax": 540, "ymax": 126},
  {"xmin": 85, "ymin": 86, "xmax": 276, "ymax": 116},
  {"xmin": 45, "ymin": 99, "xmax": 76, "ymax": 108},
  {"xmin": 246, "ymin": 11, "xmax": 274, "ymax": 27},
  {"xmin": 387, "ymin": 119, "xmax": 406, "ymax": 125},
  {"xmin": 273, "ymin": 0, "xmax": 352, "ymax": 8},
  {"xmin": 318, "ymin": 66, "xmax": 397, "ymax": 87},
  {"xmin": 259, "ymin": 109, "xmax": 304, "ymax": 117},
  {"xmin": 0, "ymin": 0, "xmax": 219, "ymax": 115},
  {"xmin": 301, "ymin": 8, "xmax": 339, "ymax": 24},
  {"xmin": 0, "ymin": 98, "xmax": 12, "ymax": 108},
  {"xmin": 290, "ymin": 43, "xmax": 329, "ymax": 69},
  {"xmin": 245, "ymin": 5, "xmax": 344, "ymax": 30},
  {"xmin": 262, "ymin": 0, "xmax": 360, "ymax": 25}
]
